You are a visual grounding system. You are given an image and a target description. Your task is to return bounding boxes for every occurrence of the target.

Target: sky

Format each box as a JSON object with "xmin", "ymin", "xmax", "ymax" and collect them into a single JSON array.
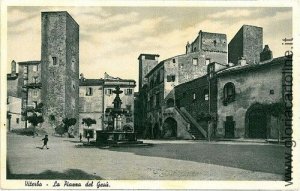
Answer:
[{"xmin": 7, "ymin": 6, "xmax": 292, "ymax": 90}]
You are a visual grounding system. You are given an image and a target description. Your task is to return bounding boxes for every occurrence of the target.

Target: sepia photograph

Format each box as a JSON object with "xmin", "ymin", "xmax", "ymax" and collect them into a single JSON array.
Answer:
[{"xmin": 1, "ymin": 1, "xmax": 299, "ymax": 190}]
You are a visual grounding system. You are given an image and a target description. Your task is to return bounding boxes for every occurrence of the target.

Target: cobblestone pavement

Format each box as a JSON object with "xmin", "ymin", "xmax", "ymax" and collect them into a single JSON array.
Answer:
[{"xmin": 6, "ymin": 134, "xmax": 284, "ymax": 180}]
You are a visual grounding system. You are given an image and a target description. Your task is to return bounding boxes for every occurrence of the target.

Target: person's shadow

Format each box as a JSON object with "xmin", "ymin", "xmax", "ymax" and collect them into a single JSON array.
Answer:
[{"xmin": 36, "ymin": 146, "xmax": 43, "ymax": 150}]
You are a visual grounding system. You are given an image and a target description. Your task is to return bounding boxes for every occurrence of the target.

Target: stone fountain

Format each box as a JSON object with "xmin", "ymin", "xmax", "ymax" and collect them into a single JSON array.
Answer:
[{"xmin": 95, "ymin": 86, "xmax": 142, "ymax": 146}]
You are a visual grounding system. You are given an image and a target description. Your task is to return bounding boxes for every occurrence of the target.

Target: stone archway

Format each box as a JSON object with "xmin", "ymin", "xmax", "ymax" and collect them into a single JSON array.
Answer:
[
  {"xmin": 162, "ymin": 117, "xmax": 177, "ymax": 138},
  {"xmin": 245, "ymin": 103, "xmax": 267, "ymax": 139}
]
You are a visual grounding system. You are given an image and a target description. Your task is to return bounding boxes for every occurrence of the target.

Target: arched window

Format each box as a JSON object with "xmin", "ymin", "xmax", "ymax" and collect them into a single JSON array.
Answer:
[{"xmin": 223, "ymin": 82, "xmax": 235, "ymax": 105}]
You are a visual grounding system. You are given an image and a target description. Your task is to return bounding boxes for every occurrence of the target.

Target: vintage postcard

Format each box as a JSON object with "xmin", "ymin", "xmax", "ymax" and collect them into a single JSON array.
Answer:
[{"xmin": 1, "ymin": 0, "xmax": 299, "ymax": 190}]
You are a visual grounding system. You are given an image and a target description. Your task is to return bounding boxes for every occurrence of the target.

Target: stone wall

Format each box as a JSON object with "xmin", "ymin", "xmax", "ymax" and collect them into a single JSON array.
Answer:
[
  {"xmin": 7, "ymin": 79, "xmax": 18, "ymax": 98},
  {"xmin": 41, "ymin": 12, "xmax": 79, "ymax": 133},
  {"xmin": 216, "ymin": 61, "xmax": 284, "ymax": 138},
  {"xmin": 79, "ymin": 85, "xmax": 103, "ymax": 131},
  {"xmin": 65, "ymin": 12, "xmax": 80, "ymax": 134},
  {"xmin": 242, "ymin": 25, "xmax": 263, "ymax": 64},
  {"xmin": 138, "ymin": 54, "xmax": 159, "ymax": 91},
  {"xmin": 190, "ymin": 31, "xmax": 227, "ymax": 53},
  {"xmin": 228, "ymin": 25, "xmax": 263, "ymax": 65},
  {"xmin": 228, "ymin": 27, "xmax": 243, "ymax": 65},
  {"xmin": 201, "ymin": 32, "xmax": 227, "ymax": 52},
  {"xmin": 175, "ymin": 75, "xmax": 209, "ymax": 121},
  {"xmin": 7, "ymin": 96, "xmax": 25, "ymax": 130}
]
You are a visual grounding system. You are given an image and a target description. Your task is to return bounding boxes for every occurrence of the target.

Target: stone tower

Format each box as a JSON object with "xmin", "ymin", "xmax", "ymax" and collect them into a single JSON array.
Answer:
[
  {"xmin": 41, "ymin": 11, "xmax": 79, "ymax": 134},
  {"xmin": 228, "ymin": 25, "xmax": 263, "ymax": 65},
  {"xmin": 138, "ymin": 54, "xmax": 159, "ymax": 92}
]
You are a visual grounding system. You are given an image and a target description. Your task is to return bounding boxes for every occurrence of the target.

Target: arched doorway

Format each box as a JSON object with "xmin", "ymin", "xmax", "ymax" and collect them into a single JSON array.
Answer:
[
  {"xmin": 162, "ymin": 117, "xmax": 177, "ymax": 138},
  {"xmin": 245, "ymin": 104, "xmax": 267, "ymax": 138}
]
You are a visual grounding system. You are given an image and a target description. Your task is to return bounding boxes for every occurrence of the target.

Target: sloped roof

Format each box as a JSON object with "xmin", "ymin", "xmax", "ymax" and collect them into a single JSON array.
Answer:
[{"xmin": 216, "ymin": 56, "xmax": 289, "ymax": 77}]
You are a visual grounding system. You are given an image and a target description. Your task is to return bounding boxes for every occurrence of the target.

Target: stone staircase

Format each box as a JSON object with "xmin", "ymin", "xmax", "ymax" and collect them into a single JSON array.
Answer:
[{"xmin": 175, "ymin": 107, "xmax": 207, "ymax": 139}]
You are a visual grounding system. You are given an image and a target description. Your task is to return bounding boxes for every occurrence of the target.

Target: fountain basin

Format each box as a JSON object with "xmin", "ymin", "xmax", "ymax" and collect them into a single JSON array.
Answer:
[{"xmin": 96, "ymin": 130, "xmax": 142, "ymax": 145}]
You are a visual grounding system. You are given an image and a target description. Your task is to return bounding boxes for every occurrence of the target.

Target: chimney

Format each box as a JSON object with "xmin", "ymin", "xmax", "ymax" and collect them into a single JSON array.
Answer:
[
  {"xmin": 238, "ymin": 57, "xmax": 247, "ymax": 66},
  {"xmin": 80, "ymin": 73, "xmax": 85, "ymax": 81},
  {"xmin": 11, "ymin": 60, "xmax": 16, "ymax": 77},
  {"xmin": 260, "ymin": 45, "xmax": 273, "ymax": 62},
  {"xmin": 186, "ymin": 41, "xmax": 191, "ymax": 54}
]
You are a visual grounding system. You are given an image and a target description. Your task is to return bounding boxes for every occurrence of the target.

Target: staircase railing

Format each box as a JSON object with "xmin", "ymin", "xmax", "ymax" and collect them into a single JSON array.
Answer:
[{"xmin": 179, "ymin": 107, "xmax": 207, "ymax": 138}]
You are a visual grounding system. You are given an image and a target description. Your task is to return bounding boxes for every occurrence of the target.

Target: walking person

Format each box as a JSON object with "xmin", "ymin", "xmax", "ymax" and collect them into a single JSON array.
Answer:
[
  {"xmin": 41, "ymin": 135, "xmax": 49, "ymax": 149},
  {"xmin": 87, "ymin": 132, "xmax": 90, "ymax": 144},
  {"xmin": 79, "ymin": 133, "xmax": 82, "ymax": 142}
]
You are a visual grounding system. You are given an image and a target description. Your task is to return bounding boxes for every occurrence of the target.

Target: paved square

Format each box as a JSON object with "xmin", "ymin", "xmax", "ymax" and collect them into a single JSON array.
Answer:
[{"xmin": 7, "ymin": 134, "xmax": 284, "ymax": 180}]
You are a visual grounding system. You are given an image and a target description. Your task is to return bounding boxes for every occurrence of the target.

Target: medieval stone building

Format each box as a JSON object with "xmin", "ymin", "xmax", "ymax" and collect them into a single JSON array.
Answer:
[
  {"xmin": 137, "ymin": 30, "xmax": 227, "ymax": 139},
  {"xmin": 7, "ymin": 11, "xmax": 136, "ymax": 139},
  {"xmin": 7, "ymin": 11, "xmax": 80, "ymax": 134},
  {"xmin": 137, "ymin": 24, "xmax": 290, "ymax": 140},
  {"xmin": 228, "ymin": 25, "xmax": 263, "ymax": 65},
  {"xmin": 41, "ymin": 11, "xmax": 80, "ymax": 134}
]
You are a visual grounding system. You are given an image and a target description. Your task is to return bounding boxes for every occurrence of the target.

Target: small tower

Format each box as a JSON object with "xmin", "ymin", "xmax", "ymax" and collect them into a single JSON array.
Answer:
[
  {"xmin": 11, "ymin": 60, "xmax": 17, "ymax": 77},
  {"xmin": 260, "ymin": 45, "xmax": 273, "ymax": 62},
  {"xmin": 138, "ymin": 54, "xmax": 159, "ymax": 92},
  {"xmin": 185, "ymin": 41, "xmax": 191, "ymax": 54}
]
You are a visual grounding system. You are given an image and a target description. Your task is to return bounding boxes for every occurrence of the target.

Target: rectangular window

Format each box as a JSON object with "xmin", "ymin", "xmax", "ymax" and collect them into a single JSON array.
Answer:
[
  {"xmin": 86, "ymin": 87, "xmax": 93, "ymax": 96},
  {"xmin": 16, "ymin": 118, "xmax": 19, "ymax": 124},
  {"xmin": 23, "ymin": 66, "xmax": 28, "ymax": 74},
  {"xmin": 33, "ymin": 90, "xmax": 38, "ymax": 97},
  {"xmin": 208, "ymin": 64, "xmax": 215, "ymax": 78},
  {"xmin": 270, "ymin": 90, "xmax": 274, "ymax": 95},
  {"xmin": 205, "ymin": 94, "xmax": 209, "ymax": 101},
  {"xmin": 33, "ymin": 65, "xmax": 38, "ymax": 72},
  {"xmin": 205, "ymin": 58, "xmax": 210, "ymax": 66},
  {"xmin": 167, "ymin": 75, "xmax": 176, "ymax": 82},
  {"xmin": 126, "ymin": 105, "xmax": 132, "ymax": 111},
  {"xmin": 125, "ymin": 89, "xmax": 133, "ymax": 95},
  {"xmin": 193, "ymin": 58, "xmax": 198, "ymax": 66},
  {"xmin": 172, "ymin": 58, "xmax": 176, "ymax": 63},
  {"xmin": 105, "ymin": 89, "xmax": 112, "ymax": 95},
  {"xmin": 193, "ymin": 93, "xmax": 196, "ymax": 100},
  {"xmin": 172, "ymin": 75, "xmax": 176, "ymax": 82},
  {"xmin": 52, "ymin": 57, "xmax": 57, "ymax": 65}
]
